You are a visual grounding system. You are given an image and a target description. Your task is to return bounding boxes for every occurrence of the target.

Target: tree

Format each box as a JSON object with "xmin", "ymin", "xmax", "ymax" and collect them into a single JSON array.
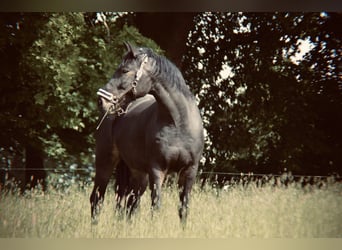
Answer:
[
  {"xmin": 126, "ymin": 13, "xmax": 197, "ymax": 69},
  {"xmin": 0, "ymin": 13, "xmax": 51, "ymax": 189},
  {"xmin": 183, "ymin": 12, "xmax": 341, "ymax": 175},
  {"xmin": 2, "ymin": 12, "xmax": 339, "ymax": 188},
  {"xmin": 0, "ymin": 12, "xmax": 161, "ymax": 189}
]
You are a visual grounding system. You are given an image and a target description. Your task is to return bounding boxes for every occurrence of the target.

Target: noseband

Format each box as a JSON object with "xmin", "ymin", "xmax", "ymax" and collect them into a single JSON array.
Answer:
[{"xmin": 96, "ymin": 54, "xmax": 148, "ymax": 130}]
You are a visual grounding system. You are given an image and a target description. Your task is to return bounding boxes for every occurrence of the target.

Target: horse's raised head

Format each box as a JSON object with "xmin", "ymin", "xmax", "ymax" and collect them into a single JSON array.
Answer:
[{"xmin": 97, "ymin": 42, "xmax": 154, "ymax": 116}]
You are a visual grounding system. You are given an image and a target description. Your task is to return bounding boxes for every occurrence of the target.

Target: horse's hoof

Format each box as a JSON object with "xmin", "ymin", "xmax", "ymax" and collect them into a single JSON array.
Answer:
[{"xmin": 91, "ymin": 218, "xmax": 98, "ymax": 225}]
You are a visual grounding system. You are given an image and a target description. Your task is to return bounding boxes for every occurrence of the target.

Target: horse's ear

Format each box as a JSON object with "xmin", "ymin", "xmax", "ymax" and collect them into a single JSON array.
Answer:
[
  {"xmin": 124, "ymin": 42, "xmax": 138, "ymax": 57},
  {"xmin": 124, "ymin": 41, "xmax": 132, "ymax": 52}
]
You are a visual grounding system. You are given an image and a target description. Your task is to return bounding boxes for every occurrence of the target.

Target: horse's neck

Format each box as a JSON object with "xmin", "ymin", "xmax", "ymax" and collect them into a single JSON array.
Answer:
[{"xmin": 152, "ymin": 81, "xmax": 193, "ymax": 127}]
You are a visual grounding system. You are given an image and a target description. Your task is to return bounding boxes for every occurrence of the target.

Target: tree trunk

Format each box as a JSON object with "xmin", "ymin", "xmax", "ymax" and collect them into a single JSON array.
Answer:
[{"xmin": 25, "ymin": 144, "xmax": 46, "ymax": 190}]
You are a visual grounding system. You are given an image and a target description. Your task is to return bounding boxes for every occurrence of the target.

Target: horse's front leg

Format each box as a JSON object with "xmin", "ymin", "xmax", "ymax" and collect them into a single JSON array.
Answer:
[
  {"xmin": 90, "ymin": 118, "xmax": 120, "ymax": 224},
  {"xmin": 90, "ymin": 155, "xmax": 119, "ymax": 224},
  {"xmin": 114, "ymin": 160, "xmax": 130, "ymax": 213}
]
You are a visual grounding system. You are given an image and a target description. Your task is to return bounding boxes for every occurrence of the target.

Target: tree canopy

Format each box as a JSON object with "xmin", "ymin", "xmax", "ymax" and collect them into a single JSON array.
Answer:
[
  {"xmin": 0, "ymin": 12, "xmax": 340, "ymax": 186},
  {"xmin": 183, "ymin": 12, "xmax": 341, "ymax": 175},
  {"xmin": 0, "ymin": 12, "xmax": 161, "ymax": 187}
]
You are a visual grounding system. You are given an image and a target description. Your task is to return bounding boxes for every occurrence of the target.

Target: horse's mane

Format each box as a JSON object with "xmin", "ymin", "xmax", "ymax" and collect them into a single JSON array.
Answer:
[{"xmin": 126, "ymin": 47, "xmax": 195, "ymax": 99}]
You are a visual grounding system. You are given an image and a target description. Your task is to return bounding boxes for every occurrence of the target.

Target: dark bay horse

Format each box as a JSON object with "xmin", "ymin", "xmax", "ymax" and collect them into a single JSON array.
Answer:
[{"xmin": 90, "ymin": 43, "xmax": 204, "ymax": 223}]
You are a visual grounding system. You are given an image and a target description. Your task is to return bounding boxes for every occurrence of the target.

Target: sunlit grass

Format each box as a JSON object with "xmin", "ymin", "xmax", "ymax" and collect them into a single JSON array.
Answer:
[{"xmin": 1, "ymin": 178, "xmax": 341, "ymax": 238}]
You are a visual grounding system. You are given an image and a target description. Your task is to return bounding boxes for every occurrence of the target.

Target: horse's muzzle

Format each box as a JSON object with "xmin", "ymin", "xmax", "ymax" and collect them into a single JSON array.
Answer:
[
  {"xmin": 96, "ymin": 88, "xmax": 118, "ymax": 114},
  {"xmin": 97, "ymin": 88, "xmax": 118, "ymax": 104}
]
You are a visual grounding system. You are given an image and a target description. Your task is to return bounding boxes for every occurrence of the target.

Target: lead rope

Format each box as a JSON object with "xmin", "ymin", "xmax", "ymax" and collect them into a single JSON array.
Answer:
[{"xmin": 96, "ymin": 105, "xmax": 112, "ymax": 130}]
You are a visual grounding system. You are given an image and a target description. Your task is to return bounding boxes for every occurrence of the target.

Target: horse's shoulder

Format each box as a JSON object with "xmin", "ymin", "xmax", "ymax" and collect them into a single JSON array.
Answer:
[{"xmin": 126, "ymin": 94, "xmax": 155, "ymax": 114}]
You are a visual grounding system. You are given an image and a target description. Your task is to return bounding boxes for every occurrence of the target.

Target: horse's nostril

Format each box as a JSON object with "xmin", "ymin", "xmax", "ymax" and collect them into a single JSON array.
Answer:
[{"xmin": 97, "ymin": 98, "xmax": 102, "ymax": 107}]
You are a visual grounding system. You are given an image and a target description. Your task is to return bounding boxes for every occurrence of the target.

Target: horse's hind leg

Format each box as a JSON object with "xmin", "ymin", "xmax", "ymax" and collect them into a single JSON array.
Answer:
[
  {"xmin": 149, "ymin": 168, "xmax": 167, "ymax": 211},
  {"xmin": 178, "ymin": 165, "xmax": 198, "ymax": 224}
]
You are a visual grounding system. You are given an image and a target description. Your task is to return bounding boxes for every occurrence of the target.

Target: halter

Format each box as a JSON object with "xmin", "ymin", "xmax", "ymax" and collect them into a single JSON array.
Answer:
[{"xmin": 96, "ymin": 54, "xmax": 148, "ymax": 130}]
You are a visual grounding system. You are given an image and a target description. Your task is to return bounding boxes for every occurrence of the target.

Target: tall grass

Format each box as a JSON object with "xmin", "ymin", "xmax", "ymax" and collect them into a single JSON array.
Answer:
[{"xmin": 1, "ymin": 178, "xmax": 341, "ymax": 238}]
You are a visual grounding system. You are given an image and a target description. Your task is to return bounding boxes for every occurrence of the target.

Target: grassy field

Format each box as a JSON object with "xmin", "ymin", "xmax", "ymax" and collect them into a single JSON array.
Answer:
[{"xmin": 1, "ymin": 178, "xmax": 342, "ymax": 238}]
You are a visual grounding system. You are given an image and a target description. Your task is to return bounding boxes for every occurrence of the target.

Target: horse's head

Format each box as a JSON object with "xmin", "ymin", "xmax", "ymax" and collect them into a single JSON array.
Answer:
[{"xmin": 97, "ymin": 43, "xmax": 154, "ymax": 115}]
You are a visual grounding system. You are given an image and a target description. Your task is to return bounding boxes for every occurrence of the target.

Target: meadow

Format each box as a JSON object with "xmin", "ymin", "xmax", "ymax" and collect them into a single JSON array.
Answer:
[{"xmin": 1, "ymin": 177, "xmax": 341, "ymax": 238}]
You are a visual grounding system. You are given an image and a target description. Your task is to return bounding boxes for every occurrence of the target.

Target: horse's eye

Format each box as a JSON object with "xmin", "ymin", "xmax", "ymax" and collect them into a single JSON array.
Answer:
[{"xmin": 122, "ymin": 69, "xmax": 129, "ymax": 74}]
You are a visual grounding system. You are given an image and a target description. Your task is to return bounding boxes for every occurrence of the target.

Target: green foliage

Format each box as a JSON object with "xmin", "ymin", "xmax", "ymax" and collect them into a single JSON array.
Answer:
[
  {"xmin": 0, "ymin": 12, "xmax": 161, "ymax": 168},
  {"xmin": 24, "ymin": 13, "xmax": 86, "ymax": 130},
  {"xmin": 2, "ymin": 12, "xmax": 340, "ymax": 178},
  {"xmin": 183, "ymin": 13, "xmax": 342, "ymax": 175}
]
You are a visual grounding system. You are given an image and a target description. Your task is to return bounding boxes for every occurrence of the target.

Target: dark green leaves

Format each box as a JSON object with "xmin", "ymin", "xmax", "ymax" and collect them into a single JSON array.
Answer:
[{"xmin": 184, "ymin": 13, "xmax": 341, "ymax": 175}]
